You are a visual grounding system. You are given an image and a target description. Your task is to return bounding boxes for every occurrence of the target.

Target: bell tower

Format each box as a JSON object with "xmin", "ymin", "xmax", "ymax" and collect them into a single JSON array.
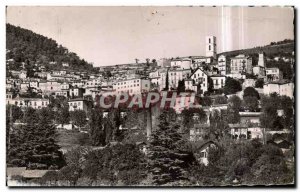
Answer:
[{"xmin": 206, "ymin": 36, "xmax": 217, "ymax": 59}]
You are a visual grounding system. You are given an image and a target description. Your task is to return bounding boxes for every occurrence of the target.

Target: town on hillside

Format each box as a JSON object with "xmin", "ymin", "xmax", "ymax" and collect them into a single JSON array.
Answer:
[{"xmin": 6, "ymin": 12, "xmax": 295, "ymax": 187}]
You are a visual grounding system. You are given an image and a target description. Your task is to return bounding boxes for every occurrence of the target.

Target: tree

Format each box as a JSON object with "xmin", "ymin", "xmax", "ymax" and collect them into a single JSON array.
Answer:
[
  {"xmin": 55, "ymin": 103, "xmax": 70, "ymax": 127},
  {"xmin": 214, "ymin": 95, "xmax": 228, "ymax": 105},
  {"xmin": 8, "ymin": 108, "xmax": 65, "ymax": 169},
  {"xmin": 255, "ymin": 79, "xmax": 264, "ymax": 88},
  {"xmin": 147, "ymin": 112, "xmax": 190, "ymax": 185},
  {"xmin": 177, "ymin": 80, "xmax": 185, "ymax": 94},
  {"xmin": 243, "ymin": 87, "xmax": 260, "ymax": 99},
  {"xmin": 209, "ymin": 110, "xmax": 228, "ymax": 140},
  {"xmin": 201, "ymin": 96, "xmax": 212, "ymax": 106},
  {"xmin": 82, "ymin": 143, "xmax": 146, "ymax": 185},
  {"xmin": 163, "ymin": 69, "xmax": 169, "ymax": 91},
  {"xmin": 243, "ymin": 96, "xmax": 259, "ymax": 112},
  {"xmin": 70, "ymin": 110, "xmax": 87, "ymax": 129},
  {"xmin": 224, "ymin": 78, "xmax": 242, "ymax": 94},
  {"xmin": 250, "ymin": 144, "xmax": 292, "ymax": 185},
  {"xmin": 88, "ymin": 108, "xmax": 105, "ymax": 146},
  {"xmin": 227, "ymin": 95, "xmax": 241, "ymax": 124}
]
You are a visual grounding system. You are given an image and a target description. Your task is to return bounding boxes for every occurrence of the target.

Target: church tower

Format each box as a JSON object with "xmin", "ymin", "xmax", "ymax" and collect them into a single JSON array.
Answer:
[{"xmin": 206, "ymin": 36, "xmax": 217, "ymax": 59}]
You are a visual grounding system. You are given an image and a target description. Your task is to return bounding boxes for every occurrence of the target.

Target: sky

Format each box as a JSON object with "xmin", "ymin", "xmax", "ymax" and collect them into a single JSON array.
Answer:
[{"xmin": 6, "ymin": 6, "xmax": 294, "ymax": 66}]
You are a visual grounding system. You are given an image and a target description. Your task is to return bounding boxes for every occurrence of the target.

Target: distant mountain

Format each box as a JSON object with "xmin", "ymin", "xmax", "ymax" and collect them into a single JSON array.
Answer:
[{"xmin": 6, "ymin": 23, "xmax": 96, "ymax": 73}]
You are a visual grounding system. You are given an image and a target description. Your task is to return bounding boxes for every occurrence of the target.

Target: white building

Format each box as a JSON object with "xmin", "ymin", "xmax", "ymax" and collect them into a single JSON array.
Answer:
[
  {"xmin": 210, "ymin": 75, "xmax": 226, "ymax": 90},
  {"xmin": 196, "ymin": 141, "xmax": 218, "ymax": 166},
  {"xmin": 229, "ymin": 124, "xmax": 263, "ymax": 140},
  {"xmin": 206, "ymin": 36, "xmax": 217, "ymax": 59},
  {"xmin": 170, "ymin": 58, "xmax": 191, "ymax": 70},
  {"xmin": 39, "ymin": 81, "xmax": 61, "ymax": 95},
  {"xmin": 113, "ymin": 78, "xmax": 150, "ymax": 95},
  {"xmin": 266, "ymin": 67, "xmax": 283, "ymax": 81},
  {"xmin": 62, "ymin": 62, "xmax": 69, "ymax": 67},
  {"xmin": 217, "ymin": 55, "xmax": 227, "ymax": 75},
  {"xmin": 6, "ymin": 96, "xmax": 49, "ymax": 109},
  {"xmin": 189, "ymin": 68, "xmax": 208, "ymax": 95},
  {"xmin": 160, "ymin": 69, "xmax": 191, "ymax": 91},
  {"xmin": 264, "ymin": 81, "xmax": 294, "ymax": 98},
  {"xmin": 68, "ymin": 99, "xmax": 91, "ymax": 112},
  {"xmin": 230, "ymin": 54, "xmax": 253, "ymax": 74}
]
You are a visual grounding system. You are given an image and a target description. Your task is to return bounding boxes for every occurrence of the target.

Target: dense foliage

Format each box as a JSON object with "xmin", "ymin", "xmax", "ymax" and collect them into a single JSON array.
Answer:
[
  {"xmin": 7, "ymin": 107, "xmax": 65, "ymax": 169},
  {"xmin": 6, "ymin": 23, "xmax": 95, "ymax": 73}
]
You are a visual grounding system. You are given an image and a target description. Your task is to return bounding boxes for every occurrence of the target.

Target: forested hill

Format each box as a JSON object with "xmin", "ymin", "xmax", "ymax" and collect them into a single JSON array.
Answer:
[
  {"xmin": 218, "ymin": 39, "xmax": 294, "ymax": 59},
  {"xmin": 6, "ymin": 23, "xmax": 96, "ymax": 72}
]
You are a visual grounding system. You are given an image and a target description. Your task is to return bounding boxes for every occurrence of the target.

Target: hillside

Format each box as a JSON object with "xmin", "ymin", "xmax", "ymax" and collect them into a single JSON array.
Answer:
[
  {"xmin": 6, "ymin": 23, "xmax": 96, "ymax": 73},
  {"xmin": 218, "ymin": 40, "xmax": 294, "ymax": 59},
  {"xmin": 218, "ymin": 40, "xmax": 295, "ymax": 80}
]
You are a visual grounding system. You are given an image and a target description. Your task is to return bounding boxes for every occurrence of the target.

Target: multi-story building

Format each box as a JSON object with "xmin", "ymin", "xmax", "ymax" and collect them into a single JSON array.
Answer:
[
  {"xmin": 6, "ymin": 96, "xmax": 50, "ymax": 109},
  {"xmin": 69, "ymin": 86, "xmax": 85, "ymax": 98},
  {"xmin": 39, "ymin": 81, "xmax": 61, "ymax": 95},
  {"xmin": 68, "ymin": 98, "xmax": 92, "ymax": 112},
  {"xmin": 217, "ymin": 55, "xmax": 227, "ymax": 75},
  {"xmin": 230, "ymin": 54, "xmax": 253, "ymax": 74},
  {"xmin": 170, "ymin": 58, "xmax": 191, "ymax": 70},
  {"xmin": 265, "ymin": 67, "xmax": 283, "ymax": 81},
  {"xmin": 159, "ymin": 69, "xmax": 191, "ymax": 91},
  {"xmin": 187, "ymin": 68, "xmax": 208, "ymax": 95},
  {"xmin": 264, "ymin": 81, "xmax": 294, "ymax": 98},
  {"xmin": 112, "ymin": 78, "xmax": 150, "ymax": 95},
  {"xmin": 210, "ymin": 75, "xmax": 226, "ymax": 90},
  {"xmin": 20, "ymin": 82, "xmax": 29, "ymax": 93}
]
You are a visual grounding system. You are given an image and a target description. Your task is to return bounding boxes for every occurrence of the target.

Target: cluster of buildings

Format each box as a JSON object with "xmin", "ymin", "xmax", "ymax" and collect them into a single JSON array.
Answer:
[{"xmin": 5, "ymin": 35, "xmax": 294, "ymax": 168}]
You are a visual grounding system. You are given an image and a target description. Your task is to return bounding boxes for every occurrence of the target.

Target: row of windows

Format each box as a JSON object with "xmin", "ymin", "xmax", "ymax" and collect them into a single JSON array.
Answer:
[
  {"xmin": 117, "ymin": 84, "xmax": 140, "ymax": 89},
  {"xmin": 117, "ymin": 80, "xmax": 140, "ymax": 85},
  {"xmin": 193, "ymin": 73, "xmax": 205, "ymax": 78},
  {"xmin": 13, "ymin": 101, "xmax": 48, "ymax": 106},
  {"xmin": 70, "ymin": 102, "xmax": 82, "ymax": 106}
]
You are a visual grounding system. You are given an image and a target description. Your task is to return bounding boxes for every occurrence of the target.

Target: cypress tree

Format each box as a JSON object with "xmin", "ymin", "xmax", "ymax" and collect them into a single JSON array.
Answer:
[{"xmin": 147, "ymin": 112, "xmax": 189, "ymax": 185}]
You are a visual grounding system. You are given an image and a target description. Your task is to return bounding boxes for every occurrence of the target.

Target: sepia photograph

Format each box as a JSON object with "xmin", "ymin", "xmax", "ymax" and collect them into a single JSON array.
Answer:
[{"xmin": 5, "ymin": 6, "xmax": 295, "ymax": 187}]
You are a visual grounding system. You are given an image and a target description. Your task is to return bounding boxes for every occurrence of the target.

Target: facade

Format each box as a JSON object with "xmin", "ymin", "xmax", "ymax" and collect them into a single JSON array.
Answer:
[
  {"xmin": 263, "ymin": 81, "xmax": 294, "ymax": 98},
  {"xmin": 190, "ymin": 68, "xmax": 208, "ymax": 94},
  {"xmin": 217, "ymin": 55, "xmax": 227, "ymax": 75},
  {"xmin": 69, "ymin": 87, "xmax": 85, "ymax": 98},
  {"xmin": 239, "ymin": 112, "xmax": 261, "ymax": 126},
  {"xmin": 6, "ymin": 96, "xmax": 49, "ymax": 109},
  {"xmin": 229, "ymin": 124, "xmax": 263, "ymax": 140},
  {"xmin": 39, "ymin": 81, "xmax": 61, "ymax": 95},
  {"xmin": 112, "ymin": 78, "xmax": 150, "ymax": 95},
  {"xmin": 266, "ymin": 68, "xmax": 283, "ymax": 81},
  {"xmin": 253, "ymin": 66, "xmax": 266, "ymax": 77},
  {"xmin": 170, "ymin": 58, "xmax": 191, "ymax": 70},
  {"xmin": 206, "ymin": 36, "xmax": 217, "ymax": 59},
  {"xmin": 196, "ymin": 141, "xmax": 217, "ymax": 166},
  {"xmin": 159, "ymin": 69, "xmax": 191, "ymax": 91},
  {"xmin": 230, "ymin": 54, "xmax": 253, "ymax": 74},
  {"xmin": 210, "ymin": 75, "xmax": 226, "ymax": 90},
  {"xmin": 68, "ymin": 99, "xmax": 92, "ymax": 112}
]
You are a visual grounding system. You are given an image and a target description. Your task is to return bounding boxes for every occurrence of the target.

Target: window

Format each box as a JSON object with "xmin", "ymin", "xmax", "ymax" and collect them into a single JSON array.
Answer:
[
  {"xmin": 209, "ymin": 45, "xmax": 211, "ymax": 51},
  {"xmin": 209, "ymin": 38, "xmax": 211, "ymax": 43},
  {"xmin": 200, "ymin": 152, "xmax": 206, "ymax": 158}
]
